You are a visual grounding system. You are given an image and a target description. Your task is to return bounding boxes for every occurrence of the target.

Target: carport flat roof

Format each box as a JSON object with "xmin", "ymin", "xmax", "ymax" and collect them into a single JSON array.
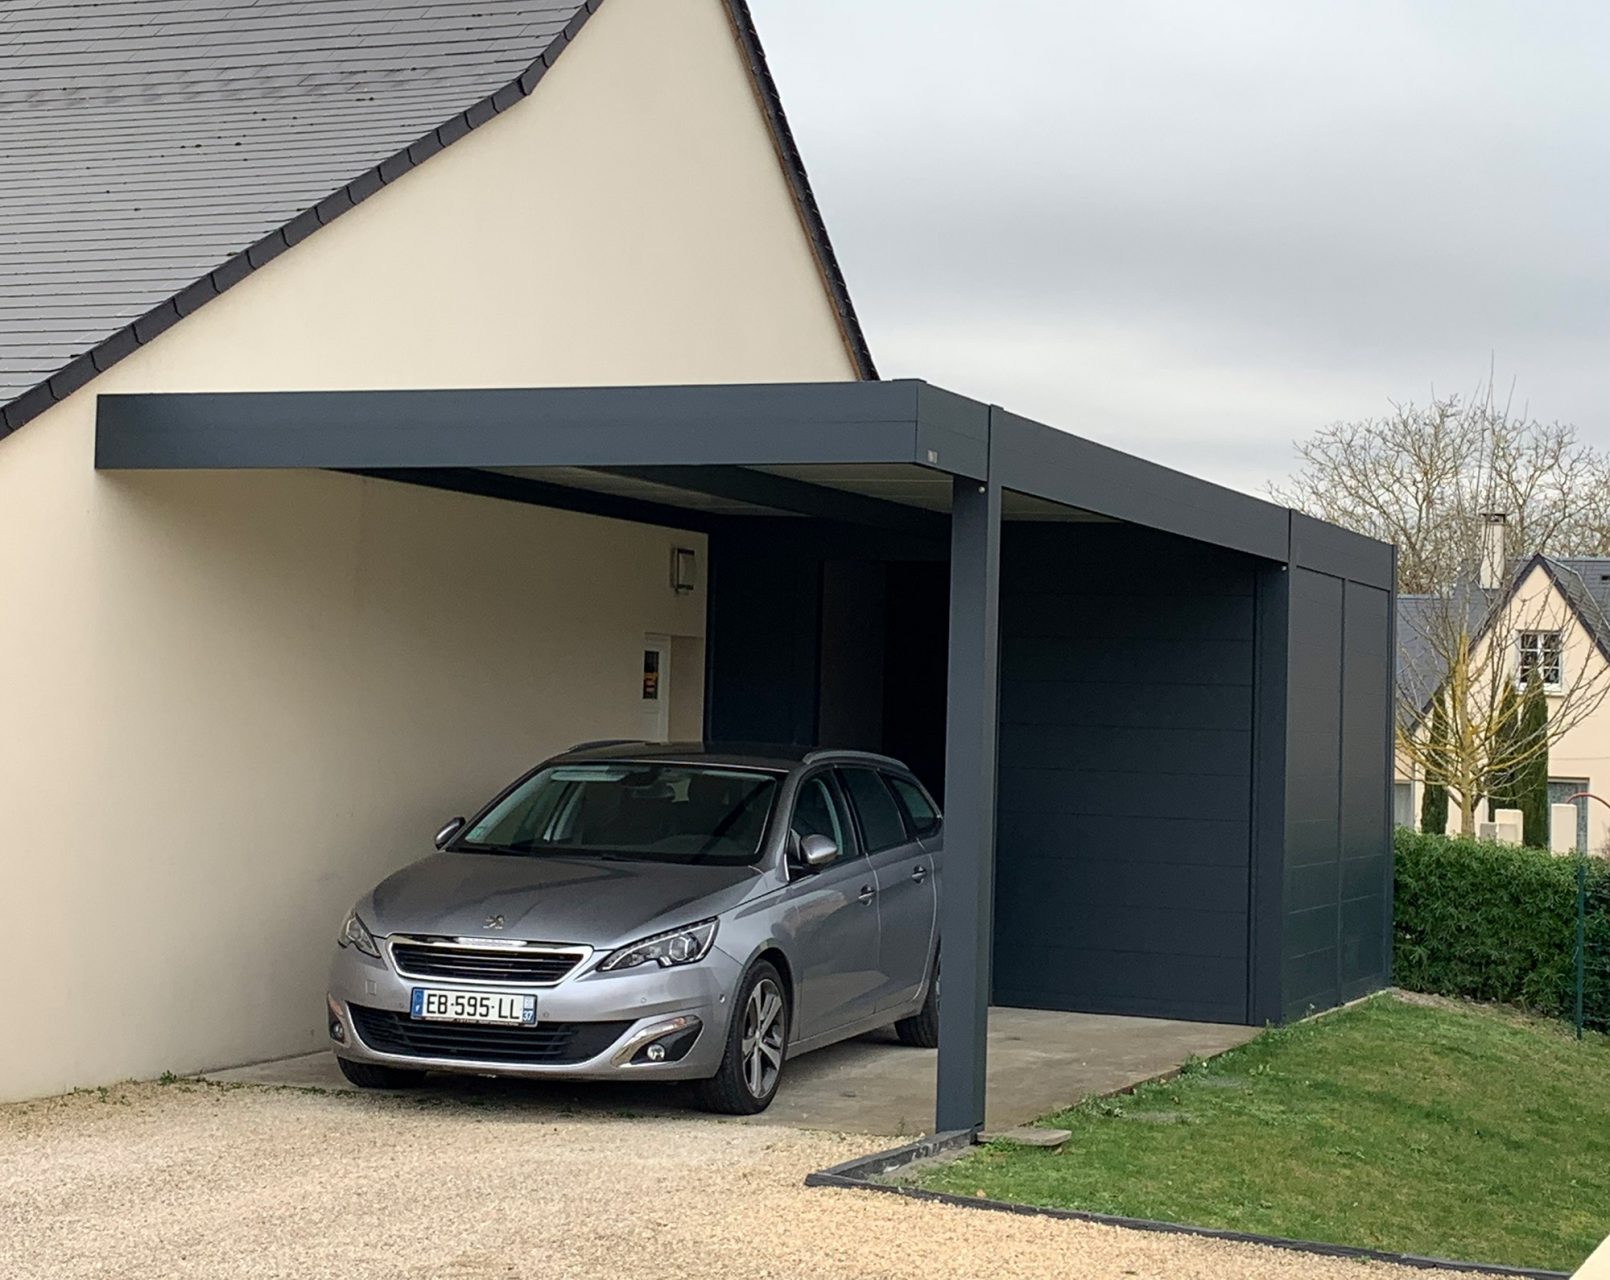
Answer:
[{"xmin": 95, "ymin": 378, "xmax": 1392, "ymax": 586}]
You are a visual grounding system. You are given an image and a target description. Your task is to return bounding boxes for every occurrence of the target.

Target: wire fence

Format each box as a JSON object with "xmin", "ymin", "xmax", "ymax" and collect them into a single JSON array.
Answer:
[{"xmin": 1573, "ymin": 855, "xmax": 1610, "ymax": 1037}]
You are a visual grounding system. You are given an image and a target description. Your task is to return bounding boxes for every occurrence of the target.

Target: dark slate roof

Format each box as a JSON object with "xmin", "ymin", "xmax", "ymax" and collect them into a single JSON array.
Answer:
[
  {"xmin": 1550, "ymin": 557, "xmax": 1610, "ymax": 627},
  {"xmin": 1395, "ymin": 592, "xmax": 1452, "ymax": 715},
  {"xmin": 0, "ymin": 0, "xmax": 875, "ymax": 439}
]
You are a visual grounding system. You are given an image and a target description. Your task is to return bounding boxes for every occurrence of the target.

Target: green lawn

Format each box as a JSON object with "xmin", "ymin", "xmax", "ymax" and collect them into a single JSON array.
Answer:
[{"xmin": 919, "ymin": 994, "xmax": 1609, "ymax": 1273}]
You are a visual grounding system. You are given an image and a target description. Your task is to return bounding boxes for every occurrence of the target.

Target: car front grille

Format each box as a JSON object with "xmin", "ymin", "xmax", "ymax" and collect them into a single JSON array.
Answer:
[
  {"xmin": 389, "ymin": 940, "xmax": 586, "ymax": 985},
  {"xmin": 348, "ymin": 1005, "xmax": 632, "ymax": 1065}
]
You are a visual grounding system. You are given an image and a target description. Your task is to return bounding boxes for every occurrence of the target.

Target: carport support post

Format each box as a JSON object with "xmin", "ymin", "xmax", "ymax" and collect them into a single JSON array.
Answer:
[{"xmin": 935, "ymin": 473, "xmax": 1001, "ymax": 1135}]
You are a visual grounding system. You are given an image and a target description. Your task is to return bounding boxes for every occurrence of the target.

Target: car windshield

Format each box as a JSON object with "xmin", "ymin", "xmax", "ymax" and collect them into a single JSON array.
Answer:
[{"xmin": 456, "ymin": 762, "xmax": 781, "ymax": 865}]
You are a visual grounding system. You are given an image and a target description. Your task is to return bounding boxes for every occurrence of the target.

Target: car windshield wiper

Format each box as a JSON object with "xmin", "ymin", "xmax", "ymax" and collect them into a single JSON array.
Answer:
[
  {"xmin": 458, "ymin": 841, "xmax": 536, "ymax": 856},
  {"xmin": 460, "ymin": 842, "xmax": 640, "ymax": 861}
]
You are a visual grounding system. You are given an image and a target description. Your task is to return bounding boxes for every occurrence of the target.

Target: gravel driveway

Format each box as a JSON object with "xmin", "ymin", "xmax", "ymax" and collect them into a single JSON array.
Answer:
[{"xmin": 1, "ymin": 1079, "xmax": 1486, "ymax": 1280}]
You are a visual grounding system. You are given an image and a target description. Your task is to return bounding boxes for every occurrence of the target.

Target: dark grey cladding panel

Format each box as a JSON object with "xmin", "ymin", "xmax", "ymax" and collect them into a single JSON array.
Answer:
[
  {"xmin": 1278, "ymin": 566, "xmax": 1394, "ymax": 1020},
  {"xmin": 1006, "ymin": 592, "xmax": 1255, "ymax": 641},
  {"xmin": 998, "ymin": 724, "xmax": 1252, "ymax": 778},
  {"xmin": 1340, "ymin": 897, "xmax": 1389, "ymax": 1000},
  {"xmin": 997, "ymin": 680, "xmax": 1253, "ymax": 733},
  {"xmin": 703, "ymin": 533, "xmax": 822, "ymax": 748},
  {"xmin": 1341, "ymin": 853, "xmax": 1391, "ymax": 900},
  {"xmin": 995, "ymin": 950, "xmax": 1250, "ymax": 1024},
  {"xmin": 1002, "ymin": 635, "xmax": 1254, "ymax": 688},
  {"xmin": 1290, "ymin": 512, "xmax": 1395, "ymax": 589},
  {"xmin": 1340, "ymin": 581, "xmax": 1392, "ymax": 991},
  {"xmin": 1286, "ymin": 860, "xmax": 1346, "ymax": 915},
  {"xmin": 997, "ymin": 813, "xmax": 1256, "ymax": 868},
  {"xmin": 990, "ymin": 407, "xmax": 1291, "ymax": 562},
  {"xmin": 999, "ymin": 766, "xmax": 1251, "ymax": 823},
  {"xmin": 993, "ymin": 521, "xmax": 1258, "ymax": 1025},
  {"xmin": 995, "ymin": 891, "xmax": 1248, "ymax": 959},
  {"xmin": 1001, "ymin": 851, "xmax": 1251, "ymax": 915},
  {"xmin": 1281, "ymin": 942, "xmax": 1341, "ymax": 1019}
]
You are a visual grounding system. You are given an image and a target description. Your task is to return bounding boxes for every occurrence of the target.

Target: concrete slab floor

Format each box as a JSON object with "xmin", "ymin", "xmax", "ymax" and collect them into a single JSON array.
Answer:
[{"xmin": 206, "ymin": 1008, "xmax": 1259, "ymax": 1136}]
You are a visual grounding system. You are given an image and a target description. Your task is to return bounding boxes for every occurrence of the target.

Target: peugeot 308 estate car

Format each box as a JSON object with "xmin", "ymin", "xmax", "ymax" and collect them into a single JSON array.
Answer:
[{"xmin": 328, "ymin": 742, "xmax": 943, "ymax": 1113}]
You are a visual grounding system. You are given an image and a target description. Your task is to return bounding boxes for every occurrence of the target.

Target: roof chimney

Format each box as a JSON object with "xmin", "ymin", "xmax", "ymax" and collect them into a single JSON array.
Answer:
[{"xmin": 1480, "ymin": 512, "xmax": 1509, "ymax": 590}]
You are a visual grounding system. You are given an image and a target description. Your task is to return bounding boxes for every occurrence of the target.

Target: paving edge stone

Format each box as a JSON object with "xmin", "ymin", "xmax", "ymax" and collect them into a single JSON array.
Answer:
[{"xmin": 805, "ymin": 1135, "xmax": 1570, "ymax": 1280}]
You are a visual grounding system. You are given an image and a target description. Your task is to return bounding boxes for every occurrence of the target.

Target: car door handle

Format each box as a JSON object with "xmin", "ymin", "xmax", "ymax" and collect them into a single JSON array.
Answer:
[
  {"xmin": 857, "ymin": 884, "xmax": 876, "ymax": 905},
  {"xmin": 911, "ymin": 865, "xmax": 928, "ymax": 884}
]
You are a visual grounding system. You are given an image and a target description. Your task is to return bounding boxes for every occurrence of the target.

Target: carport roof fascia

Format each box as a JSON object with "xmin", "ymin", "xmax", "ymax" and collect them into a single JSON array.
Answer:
[
  {"xmin": 94, "ymin": 380, "xmax": 991, "ymax": 478},
  {"xmin": 92, "ymin": 378, "xmax": 1394, "ymax": 587}
]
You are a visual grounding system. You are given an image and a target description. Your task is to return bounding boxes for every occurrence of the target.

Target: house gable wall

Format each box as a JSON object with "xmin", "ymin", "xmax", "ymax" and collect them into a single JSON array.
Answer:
[
  {"xmin": 1397, "ymin": 563, "xmax": 1610, "ymax": 850},
  {"xmin": 0, "ymin": 0, "xmax": 857, "ymax": 1100}
]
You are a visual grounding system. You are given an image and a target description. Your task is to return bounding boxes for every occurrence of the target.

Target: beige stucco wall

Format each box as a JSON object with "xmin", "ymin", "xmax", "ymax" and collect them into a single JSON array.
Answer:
[
  {"xmin": 0, "ymin": 0, "xmax": 859, "ymax": 1101},
  {"xmin": 1396, "ymin": 563, "xmax": 1610, "ymax": 851}
]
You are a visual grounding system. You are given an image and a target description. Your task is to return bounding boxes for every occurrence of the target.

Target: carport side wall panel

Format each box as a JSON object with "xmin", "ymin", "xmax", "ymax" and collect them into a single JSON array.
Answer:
[
  {"xmin": 1338, "ymin": 579, "xmax": 1393, "ymax": 999},
  {"xmin": 1248, "ymin": 561, "xmax": 1292, "ymax": 1026},
  {"xmin": 1277, "ymin": 566, "xmax": 1394, "ymax": 1021},
  {"xmin": 991, "ymin": 524, "xmax": 1257, "ymax": 1025},
  {"xmin": 1281, "ymin": 568, "xmax": 1345, "ymax": 1017}
]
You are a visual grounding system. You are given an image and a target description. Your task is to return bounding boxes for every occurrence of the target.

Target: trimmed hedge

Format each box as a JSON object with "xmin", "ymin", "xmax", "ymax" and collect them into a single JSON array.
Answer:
[{"xmin": 1393, "ymin": 829, "xmax": 1610, "ymax": 1026}]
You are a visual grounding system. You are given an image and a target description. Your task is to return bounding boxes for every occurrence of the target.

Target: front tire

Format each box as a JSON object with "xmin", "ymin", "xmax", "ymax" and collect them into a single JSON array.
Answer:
[
  {"xmin": 894, "ymin": 953, "xmax": 939, "ymax": 1047},
  {"xmin": 694, "ymin": 961, "xmax": 788, "ymax": 1114},
  {"xmin": 336, "ymin": 1055, "xmax": 428, "ymax": 1090}
]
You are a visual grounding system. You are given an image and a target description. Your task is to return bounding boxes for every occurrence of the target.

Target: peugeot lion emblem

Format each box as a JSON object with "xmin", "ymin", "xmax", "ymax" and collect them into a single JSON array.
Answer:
[{"xmin": 483, "ymin": 914, "xmax": 505, "ymax": 930}]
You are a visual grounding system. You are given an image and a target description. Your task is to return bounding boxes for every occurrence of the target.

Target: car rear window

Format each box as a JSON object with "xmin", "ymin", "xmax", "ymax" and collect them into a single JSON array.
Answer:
[
  {"xmin": 885, "ymin": 774, "xmax": 941, "ymax": 838},
  {"xmin": 838, "ymin": 767, "xmax": 908, "ymax": 853}
]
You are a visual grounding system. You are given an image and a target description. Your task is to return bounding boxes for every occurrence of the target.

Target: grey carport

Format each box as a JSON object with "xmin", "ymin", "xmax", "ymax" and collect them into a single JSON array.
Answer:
[{"xmin": 97, "ymin": 378, "xmax": 1397, "ymax": 1134}]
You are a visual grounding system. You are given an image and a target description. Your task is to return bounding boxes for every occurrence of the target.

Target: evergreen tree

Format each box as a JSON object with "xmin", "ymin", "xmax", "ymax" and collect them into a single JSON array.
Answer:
[
  {"xmin": 1421, "ymin": 696, "xmax": 1450, "ymax": 835},
  {"xmin": 1516, "ymin": 668, "xmax": 1550, "ymax": 848},
  {"xmin": 1488, "ymin": 680, "xmax": 1522, "ymax": 814}
]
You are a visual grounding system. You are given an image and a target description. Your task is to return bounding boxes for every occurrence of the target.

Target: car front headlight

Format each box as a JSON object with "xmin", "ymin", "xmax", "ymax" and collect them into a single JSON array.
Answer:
[
  {"xmin": 337, "ymin": 910, "xmax": 380, "ymax": 958},
  {"xmin": 599, "ymin": 919, "xmax": 718, "ymax": 972}
]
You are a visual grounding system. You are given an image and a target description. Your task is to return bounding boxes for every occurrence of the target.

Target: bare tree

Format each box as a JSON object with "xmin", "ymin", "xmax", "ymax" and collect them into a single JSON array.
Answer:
[
  {"xmin": 1271, "ymin": 377, "xmax": 1610, "ymax": 594},
  {"xmin": 1398, "ymin": 563, "xmax": 1610, "ymax": 837}
]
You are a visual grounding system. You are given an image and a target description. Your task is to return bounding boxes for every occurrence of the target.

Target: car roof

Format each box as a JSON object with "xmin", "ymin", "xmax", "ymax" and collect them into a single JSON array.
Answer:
[{"xmin": 554, "ymin": 741, "xmax": 915, "ymax": 773}]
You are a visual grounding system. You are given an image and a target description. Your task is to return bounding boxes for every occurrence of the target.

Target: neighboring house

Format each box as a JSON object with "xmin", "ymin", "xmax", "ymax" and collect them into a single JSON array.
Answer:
[
  {"xmin": 0, "ymin": 0, "xmax": 1394, "ymax": 1117},
  {"xmin": 1394, "ymin": 516, "xmax": 1610, "ymax": 852}
]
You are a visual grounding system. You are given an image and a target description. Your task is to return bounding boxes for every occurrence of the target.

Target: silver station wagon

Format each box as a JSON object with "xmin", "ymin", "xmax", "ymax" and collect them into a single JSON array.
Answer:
[{"xmin": 327, "ymin": 743, "xmax": 943, "ymax": 1113}]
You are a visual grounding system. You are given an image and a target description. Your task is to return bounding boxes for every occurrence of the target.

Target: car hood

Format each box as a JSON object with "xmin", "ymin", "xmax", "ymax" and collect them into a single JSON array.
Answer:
[{"xmin": 362, "ymin": 851, "xmax": 768, "ymax": 947}]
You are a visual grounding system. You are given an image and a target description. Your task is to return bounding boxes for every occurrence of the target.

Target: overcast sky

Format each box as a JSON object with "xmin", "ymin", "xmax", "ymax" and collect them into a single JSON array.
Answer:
[{"xmin": 748, "ymin": 0, "xmax": 1610, "ymax": 496}]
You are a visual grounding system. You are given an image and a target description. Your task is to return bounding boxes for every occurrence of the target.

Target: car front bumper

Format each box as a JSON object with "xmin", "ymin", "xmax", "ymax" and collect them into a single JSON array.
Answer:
[{"xmin": 327, "ymin": 937, "xmax": 738, "ymax": 1082}]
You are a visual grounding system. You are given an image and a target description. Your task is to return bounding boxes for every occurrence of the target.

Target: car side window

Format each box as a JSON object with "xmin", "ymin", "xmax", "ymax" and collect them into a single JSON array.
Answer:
[
  {"xmin": 885, "ymin": 773, "xmax": 942, "ymax": 838},
  {"xmin": 838, "ymin": 767, "xmax": 909, "ymax": 853},
  {"xmin": 790, "ymin": 775, "xmax": 849, "ymax": 863}
]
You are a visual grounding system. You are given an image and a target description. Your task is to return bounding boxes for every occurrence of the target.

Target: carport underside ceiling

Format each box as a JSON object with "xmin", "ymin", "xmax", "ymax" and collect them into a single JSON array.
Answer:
[{"xmin": 96, "ymin": 378, "xmax": 1397, "ymax": 1134}]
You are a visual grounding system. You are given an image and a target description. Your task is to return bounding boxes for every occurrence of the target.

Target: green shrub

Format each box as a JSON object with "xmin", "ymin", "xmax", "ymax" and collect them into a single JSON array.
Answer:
[{"xmin": 1393, "ymin": 830, "xmax": 1610, "ymax": 1026}]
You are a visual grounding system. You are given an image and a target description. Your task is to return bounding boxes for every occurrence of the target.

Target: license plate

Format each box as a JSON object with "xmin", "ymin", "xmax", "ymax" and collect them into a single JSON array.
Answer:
[{"xmin": 410, "ymin": 988, "xmax": 537, "ymax": 1025}]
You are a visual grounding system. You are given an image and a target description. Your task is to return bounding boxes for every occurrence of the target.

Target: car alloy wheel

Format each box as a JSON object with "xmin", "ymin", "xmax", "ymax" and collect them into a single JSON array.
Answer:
[{"xmin": 741, "ymin": 976, "xmax": 786, "ymax": 1098}]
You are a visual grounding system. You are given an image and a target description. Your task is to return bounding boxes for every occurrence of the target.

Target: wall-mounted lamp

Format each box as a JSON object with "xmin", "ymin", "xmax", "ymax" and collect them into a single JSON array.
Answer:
[{"xmin": 671, "ymin": 546, "xmax": 697, "ymax": 595}]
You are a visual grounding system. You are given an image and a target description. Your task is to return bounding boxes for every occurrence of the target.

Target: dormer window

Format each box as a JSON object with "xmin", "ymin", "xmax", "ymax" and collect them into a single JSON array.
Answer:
[{"xmin": 1518, "ymin": 631, "xmax": 1562, "ymax": 691}]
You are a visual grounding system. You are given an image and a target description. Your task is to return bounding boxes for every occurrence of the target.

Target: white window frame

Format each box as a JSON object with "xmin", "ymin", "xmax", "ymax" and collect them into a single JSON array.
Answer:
[{"xmin": 1518, "ymin": 630, "xmax": 1563, "ymax": 692}]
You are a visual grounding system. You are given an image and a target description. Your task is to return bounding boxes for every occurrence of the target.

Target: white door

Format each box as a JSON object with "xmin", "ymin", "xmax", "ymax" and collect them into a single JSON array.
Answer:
[{"xmin": 640, "ymin": 634, "xmax": 671, "ymax": 742}]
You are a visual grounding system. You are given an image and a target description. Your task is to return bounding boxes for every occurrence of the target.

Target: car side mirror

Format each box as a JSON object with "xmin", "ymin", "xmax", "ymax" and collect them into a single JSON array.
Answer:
[
  {"xmin": 800, "ymin": 834, "xmax": 839, "ymax": 868},
  {"xmin": 434, "ymin": 816, "xmax": 466, "ymax": 849}
]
